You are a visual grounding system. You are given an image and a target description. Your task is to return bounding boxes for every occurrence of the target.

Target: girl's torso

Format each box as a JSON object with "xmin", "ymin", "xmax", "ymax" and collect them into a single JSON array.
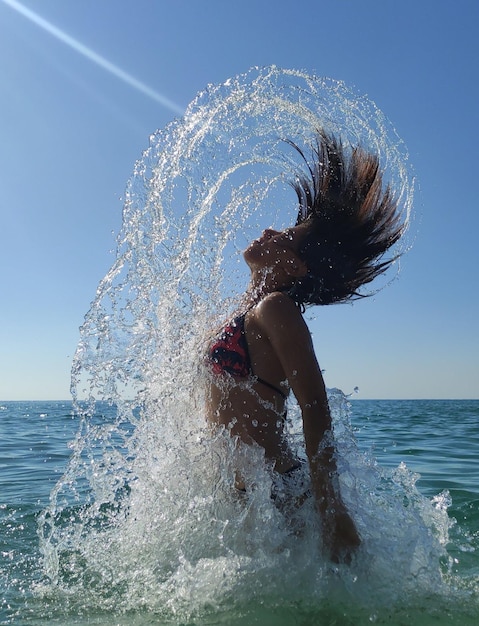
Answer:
[{"xmin": 206, "ymin": 306, "xmax": 297, "ymax": 472}]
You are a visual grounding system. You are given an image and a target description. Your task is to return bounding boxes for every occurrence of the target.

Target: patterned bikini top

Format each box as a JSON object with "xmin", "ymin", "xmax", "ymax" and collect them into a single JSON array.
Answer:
[{"xmin": 208, "ymin": 312, "xmax": 288, "ymax": 399}]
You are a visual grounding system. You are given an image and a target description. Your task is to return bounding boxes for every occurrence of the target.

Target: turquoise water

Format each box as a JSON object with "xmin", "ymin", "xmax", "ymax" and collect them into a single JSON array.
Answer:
[{"xmin": 1, "ymin": 398, "xmax": 478, "ymax": 625}]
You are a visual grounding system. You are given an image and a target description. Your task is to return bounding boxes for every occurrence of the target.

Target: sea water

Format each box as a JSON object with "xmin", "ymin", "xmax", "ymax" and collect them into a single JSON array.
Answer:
[
  {"xmin": 3, "ymin": 67, "xmax": 477, "ymax": 624},
  {"xmin": 1, "ymin": 399, "xmax": 478, "ymax": 624}
]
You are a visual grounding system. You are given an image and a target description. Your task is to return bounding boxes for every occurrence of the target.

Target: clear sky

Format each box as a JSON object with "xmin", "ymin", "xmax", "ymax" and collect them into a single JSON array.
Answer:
[{"xmin": 1, "ymin": 0, "xmax": 478, "ymax": 400}]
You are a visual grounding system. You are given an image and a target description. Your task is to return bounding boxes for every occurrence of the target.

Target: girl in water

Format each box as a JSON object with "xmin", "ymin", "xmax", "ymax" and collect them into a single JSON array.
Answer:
[{"xmin": 206, "ymin": 131, "xmax": 404, "ymax": 563}]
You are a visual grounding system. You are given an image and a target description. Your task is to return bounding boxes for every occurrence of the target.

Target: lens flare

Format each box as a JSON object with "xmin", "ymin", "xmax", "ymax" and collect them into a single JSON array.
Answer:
[{"xmin": 1, "ymin": 0, "xmax": 184, "ymax": 115}]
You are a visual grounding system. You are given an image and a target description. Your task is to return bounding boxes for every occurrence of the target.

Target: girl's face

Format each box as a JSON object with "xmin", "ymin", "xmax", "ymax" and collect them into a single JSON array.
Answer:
[{"xmin": 243, "ymin": 224, "xmax": 308, "ymax": 281}]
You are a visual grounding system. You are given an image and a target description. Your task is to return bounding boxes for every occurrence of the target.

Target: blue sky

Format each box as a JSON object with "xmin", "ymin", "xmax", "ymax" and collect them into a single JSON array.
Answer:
[{"xmin": 1, "ymin": 0, "xmax": 478, "ymax": 400}]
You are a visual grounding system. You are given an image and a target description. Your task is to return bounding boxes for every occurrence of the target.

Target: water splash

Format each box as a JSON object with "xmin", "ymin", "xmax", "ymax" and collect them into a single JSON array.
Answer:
[
  {"xmin": 34, "ymin": 67, "xmax": 468, "ymax": 623},
  {"xmin": 73, "ymin": 64, "xmax": 414, "ymax": 407}
]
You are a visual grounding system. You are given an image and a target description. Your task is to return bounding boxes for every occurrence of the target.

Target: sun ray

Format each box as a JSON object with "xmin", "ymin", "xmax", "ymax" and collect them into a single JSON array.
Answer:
[{"xmin": 1, "ymin": 0, "xmax": 185, "ymax": 115}]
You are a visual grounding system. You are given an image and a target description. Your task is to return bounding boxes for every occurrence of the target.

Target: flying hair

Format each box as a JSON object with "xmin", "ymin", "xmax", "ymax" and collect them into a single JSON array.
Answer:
[{"xmin": 287, "ymin": 130, "xmax": 405, "ymax": 306}]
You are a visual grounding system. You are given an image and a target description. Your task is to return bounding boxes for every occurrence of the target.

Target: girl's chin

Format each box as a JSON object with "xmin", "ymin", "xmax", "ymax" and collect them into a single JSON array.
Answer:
[{"xmin": 243, "ymin": 243, "xmax": 260, "ymax": 262}]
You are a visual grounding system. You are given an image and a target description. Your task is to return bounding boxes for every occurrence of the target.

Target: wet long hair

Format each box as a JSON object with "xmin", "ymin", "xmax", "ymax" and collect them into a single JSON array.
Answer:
[{"xmin": 287, "ymin": 131, "xmax": 405, "ymax": 307}]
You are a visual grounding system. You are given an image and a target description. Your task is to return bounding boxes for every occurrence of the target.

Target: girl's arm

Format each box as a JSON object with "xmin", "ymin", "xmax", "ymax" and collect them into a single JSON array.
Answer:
[{"xmin": 255, "ymin": 291, "xmax": 360, "ymax": 562}]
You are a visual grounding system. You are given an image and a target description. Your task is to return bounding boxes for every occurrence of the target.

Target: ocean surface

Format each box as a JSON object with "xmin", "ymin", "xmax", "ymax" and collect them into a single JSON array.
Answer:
[{"xmin": 1, "ymin": 398, "xmax": 478, "ymax": 625}]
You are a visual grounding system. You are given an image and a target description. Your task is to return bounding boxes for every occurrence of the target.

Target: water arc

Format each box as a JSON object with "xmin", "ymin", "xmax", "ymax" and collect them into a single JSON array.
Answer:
[{"xmin": 35, "ymin": 67, "xmax": 458, "ymax": 623}]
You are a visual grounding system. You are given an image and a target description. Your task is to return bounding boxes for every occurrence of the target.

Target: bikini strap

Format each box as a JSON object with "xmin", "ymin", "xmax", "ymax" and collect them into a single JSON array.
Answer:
[{"xmin": 255, "ymin": 377, "xmax": 288, "ymax": 400}]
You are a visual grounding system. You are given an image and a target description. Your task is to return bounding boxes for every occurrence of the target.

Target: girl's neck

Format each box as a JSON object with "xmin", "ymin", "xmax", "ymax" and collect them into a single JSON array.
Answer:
[{"xmin": 242, "ymin": 269, "xmax": 290, "ymax": 308}]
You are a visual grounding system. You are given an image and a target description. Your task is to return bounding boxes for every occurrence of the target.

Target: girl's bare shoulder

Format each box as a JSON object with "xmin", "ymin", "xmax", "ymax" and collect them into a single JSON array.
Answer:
[{"xmin": 251, "ymin": 292, "xmax": 305, "ymax": 330}]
